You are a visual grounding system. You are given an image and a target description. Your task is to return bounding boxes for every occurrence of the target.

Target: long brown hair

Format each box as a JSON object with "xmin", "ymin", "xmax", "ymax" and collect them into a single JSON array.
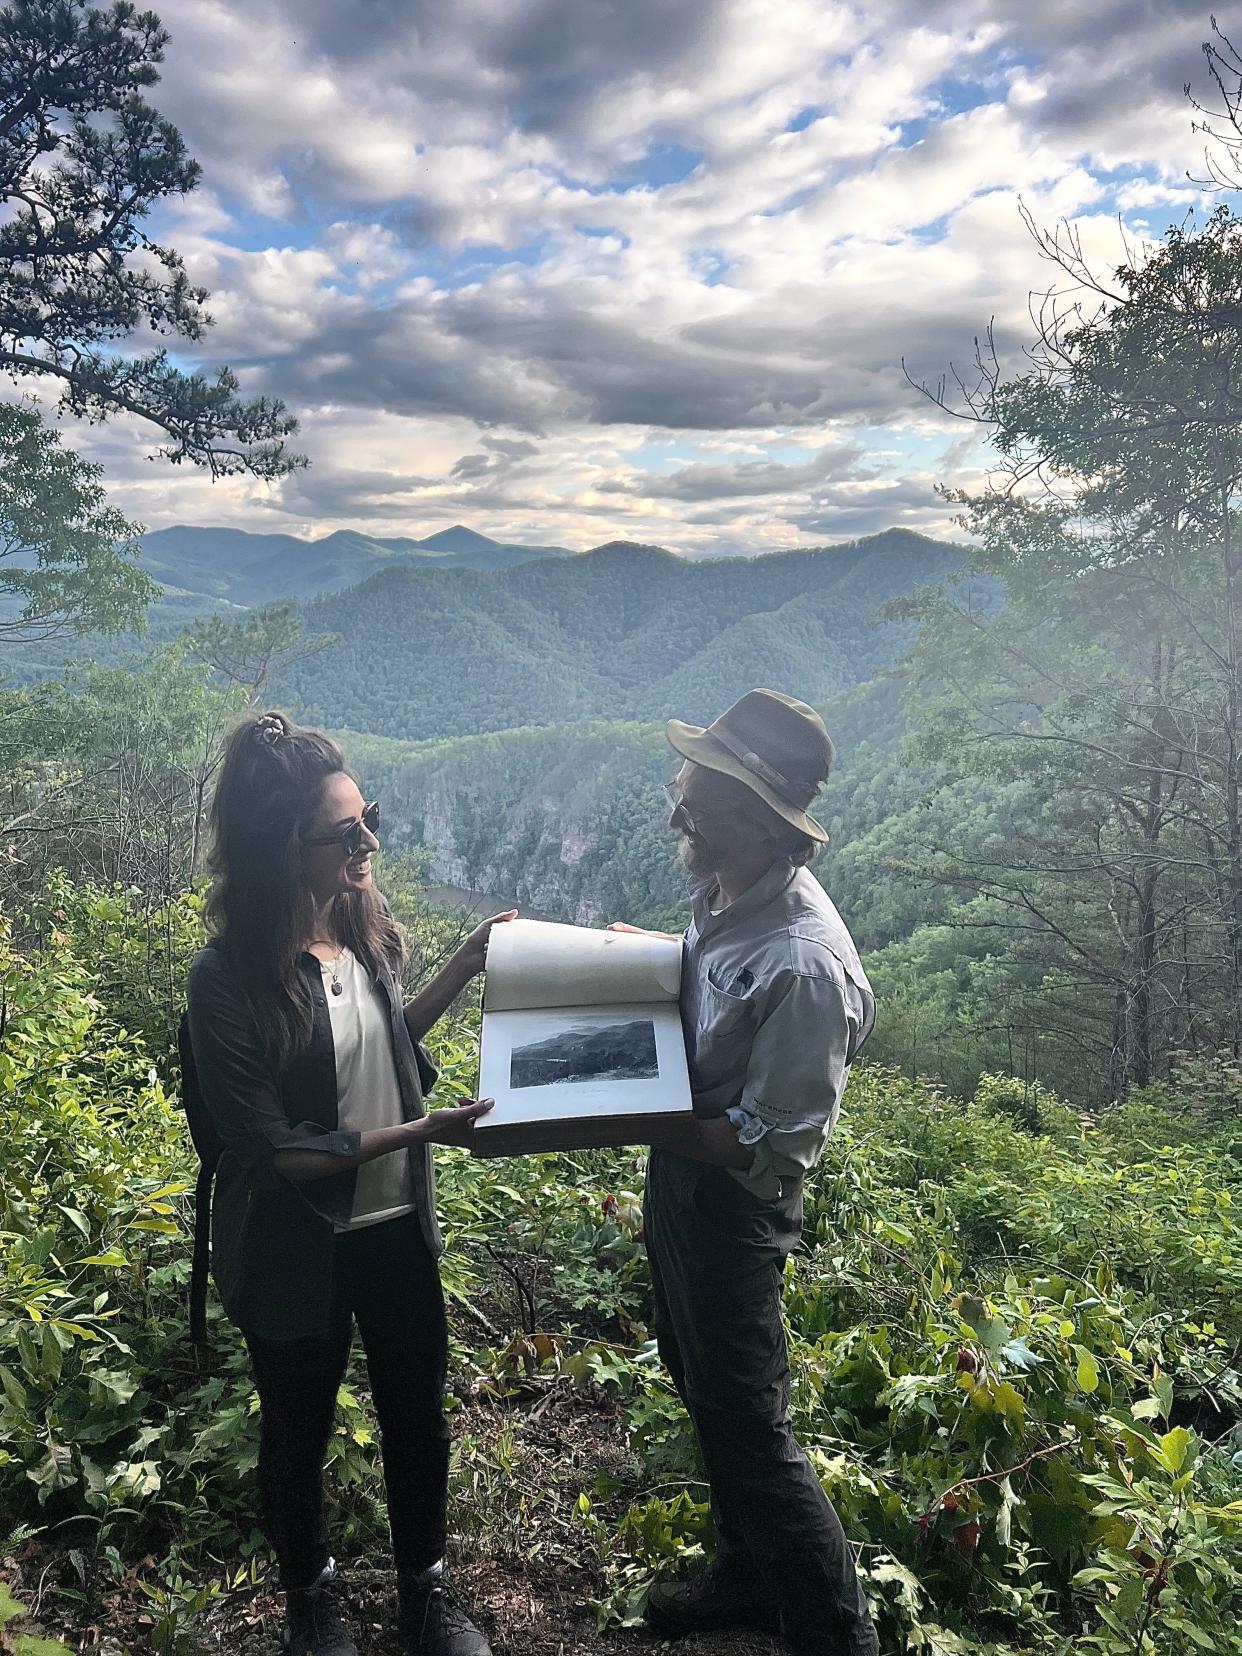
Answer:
[{"xmin": 205, "ymin": 710, "xmax": 403, "ymax": 1069}]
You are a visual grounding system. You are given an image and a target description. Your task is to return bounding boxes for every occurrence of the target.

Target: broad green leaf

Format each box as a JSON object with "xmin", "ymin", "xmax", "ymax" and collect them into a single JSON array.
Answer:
[
  {"xmin": 27, "ymin": 1438, "xmax": 73, "ymax": 1494},
  {"xmin": 16, "ymin": 1328, "xmax": 40, "ymax": 1382},
  {"xmin": 999, "ymin": 1336, "xmax": 1043, "ymax": 1371},
  {"xmin": 1179, "ymin": 1621, "xmax": 1226, "ymax": 1649},
  {"xmin": 0, "ymin": 1364, "xmax": 29, "ymax": 1412},
  {"xmin": 1115, "ymin": 1575, "xmax": 1144, "ymax": 1620},
  {"xmin": 993, "ymin": 1380, "xmax": 1026, "ymax": 1422},
  {"xmin": 90, "ymin": 1370, "xmax": 138, "ymax": 1407},
  {"xmin": 1154, "ymin": 1371, "xmax": 1175, "ymax": 1419},
  {"xmin": 119, "ymin": 1459, "xmax": 161, "ymax": 1499},
  {"xmin": 1158, "ymin": 1426, "xmax": 1192, "ymax": 1475},
  {"xmin": 48, "ymin": 1320, "xmax": 101, "ymax": 1342},
  {"xmin": 1074, "ymin": 1347, "xmax": 1100, "ymax": 1394},
  {"xmin": 979, "ymin": 1314, "xmax": 1014, "ymax": 1356},
  {"xmin": 41, "ymin": 1331, "xmax": 62, "ymax": 1385}
]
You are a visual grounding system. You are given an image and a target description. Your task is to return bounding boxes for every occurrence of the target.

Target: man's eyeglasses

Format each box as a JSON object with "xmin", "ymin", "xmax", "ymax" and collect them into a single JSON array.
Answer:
[
  {"xmin": 663, "ymin": 782, "xmax": 702, "ymax": 837},
  {"xmin": 304, "ymin": 800, "xmax": 380, "ymax": 857}
]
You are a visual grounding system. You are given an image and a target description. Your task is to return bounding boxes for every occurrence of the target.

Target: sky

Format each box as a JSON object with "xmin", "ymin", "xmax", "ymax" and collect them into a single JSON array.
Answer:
[{"xmin": 45, "ymin": 0, "xmax": 1235, "ymax": 555}]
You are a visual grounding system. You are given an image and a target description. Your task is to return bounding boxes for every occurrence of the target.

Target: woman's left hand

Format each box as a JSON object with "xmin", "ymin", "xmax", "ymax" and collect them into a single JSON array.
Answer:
[{"xmin": 455, "ymin": 909, "xmax": 519, "ymax": 978}]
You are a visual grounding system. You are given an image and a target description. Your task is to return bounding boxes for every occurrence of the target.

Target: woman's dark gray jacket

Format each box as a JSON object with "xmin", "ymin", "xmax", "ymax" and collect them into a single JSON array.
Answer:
[{"xmin": 186, "ymin": 941, "xmax": 441, "ymax": 1342}]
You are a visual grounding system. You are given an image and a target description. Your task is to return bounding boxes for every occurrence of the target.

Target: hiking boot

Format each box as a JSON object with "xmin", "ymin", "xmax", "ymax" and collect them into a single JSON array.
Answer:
[
  {"xmin": 282, "ymin": 1559, "xmax": 358, "ymax": 1656},
  {"xmin": 644, "ymin": 1557, "xmax": 776, "ymax": 1636},
  {"xmin": 780, "ymin": 1612, "xmax": 882, "ymax": 1656},
  {"xmin": 398, "ymin": 1569, "xmax": 492, "ymax": 1656}
]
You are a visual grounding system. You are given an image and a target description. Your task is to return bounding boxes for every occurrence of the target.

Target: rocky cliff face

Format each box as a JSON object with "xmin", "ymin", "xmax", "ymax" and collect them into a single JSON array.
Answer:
[{"xmin": 381, "ymin": 765, "xmax": 610, "ymax": 923}]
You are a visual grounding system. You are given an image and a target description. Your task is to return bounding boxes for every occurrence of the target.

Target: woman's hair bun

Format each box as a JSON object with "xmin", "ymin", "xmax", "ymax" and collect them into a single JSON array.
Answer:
[{"xmin": 252, "ymin": 712, "xmax": 287, "ymax": 748}]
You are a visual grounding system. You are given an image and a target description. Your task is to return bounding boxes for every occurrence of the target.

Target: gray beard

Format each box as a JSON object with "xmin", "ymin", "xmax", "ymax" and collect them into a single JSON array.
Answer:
[{"xmin": 679, "ymin": 834, "xmax": 717, "ymax": 881}]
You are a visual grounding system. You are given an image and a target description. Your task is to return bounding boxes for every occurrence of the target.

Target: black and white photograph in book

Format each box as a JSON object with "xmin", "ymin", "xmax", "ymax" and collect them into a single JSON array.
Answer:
[{"xmin": 509, "ymin": 1016, "xmax": 660, "ymax": 1091}]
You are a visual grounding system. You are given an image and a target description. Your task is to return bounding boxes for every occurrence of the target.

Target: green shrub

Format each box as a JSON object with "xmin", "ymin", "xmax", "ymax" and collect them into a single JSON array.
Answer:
[{"xmin": 2, "ymin": 889, "xmax": 1239, "ymax": 1655}]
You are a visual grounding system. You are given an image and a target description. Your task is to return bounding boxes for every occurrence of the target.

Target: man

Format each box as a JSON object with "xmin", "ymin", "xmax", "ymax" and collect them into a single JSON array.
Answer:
[{"xmin": 611, "ymin": 688, "xmax": 879, "ymax": 1656}]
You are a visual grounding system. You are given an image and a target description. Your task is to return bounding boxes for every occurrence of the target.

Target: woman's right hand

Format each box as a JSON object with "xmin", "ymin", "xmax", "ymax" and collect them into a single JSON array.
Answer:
[{"xmin": 410, "ymin": 1098, "xmax": 494, "ymax": 1148}]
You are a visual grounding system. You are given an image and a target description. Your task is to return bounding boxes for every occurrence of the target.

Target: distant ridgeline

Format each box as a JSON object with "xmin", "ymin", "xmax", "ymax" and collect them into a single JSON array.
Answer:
[
  {"xmin": 139, "ymin": 522, "xmax": 575, "ymax": 609},
  {"xmin": 275, "ymin": 528, "xmax": 966, "ymax": 739},
  {"xmin": 0, "ymin": 523, "xmax": 575, "ymax": 679},
  {"xmin": 4, "ymin": 523, "xmax": 964, "ymax": 711}
]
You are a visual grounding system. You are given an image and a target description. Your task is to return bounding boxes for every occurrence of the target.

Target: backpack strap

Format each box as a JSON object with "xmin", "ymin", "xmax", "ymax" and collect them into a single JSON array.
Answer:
[
  {"xmin": 189, "ymin": 1161, "xmax": 213, "ymax": 1350},
  {"xmin": 178, "ymin": 1010, "xmax": 217, "ymax": 1355}
]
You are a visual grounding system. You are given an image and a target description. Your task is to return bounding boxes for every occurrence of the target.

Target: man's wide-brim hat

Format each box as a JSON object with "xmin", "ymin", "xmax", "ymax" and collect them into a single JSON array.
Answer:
[{"xmin": 666, "ymin": 688, "xmax": 834, "ymax": 843}]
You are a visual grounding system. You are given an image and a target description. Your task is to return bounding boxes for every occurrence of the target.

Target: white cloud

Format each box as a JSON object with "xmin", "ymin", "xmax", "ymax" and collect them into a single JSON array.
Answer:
[{"xmin": 15, "ymin": 0, "xmax": 1235, "ymax": 555}]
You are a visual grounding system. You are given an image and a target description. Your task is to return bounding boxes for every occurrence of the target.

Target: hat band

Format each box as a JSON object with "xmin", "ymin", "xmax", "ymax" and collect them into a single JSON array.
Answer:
[{"xmin": 711, "ymin": 725, "xmax": 821, "ymax": 810}]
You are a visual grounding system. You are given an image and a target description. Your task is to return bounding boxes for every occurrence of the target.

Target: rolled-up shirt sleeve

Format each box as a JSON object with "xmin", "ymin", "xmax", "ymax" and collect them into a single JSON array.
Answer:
[
  {"xmin": 726, "ymin": 964, "xmax": 872, "ymax": 1201},
  {"xmin": 187, "ymin": 951, "xmax": 361, "ymax": 1179}
]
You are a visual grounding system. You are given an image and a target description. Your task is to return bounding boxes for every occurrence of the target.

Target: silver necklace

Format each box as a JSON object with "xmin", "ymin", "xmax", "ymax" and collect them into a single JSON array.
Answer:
[{"xmin": 312, "ymin": 940, "xmax": 348, "ymax": 996}]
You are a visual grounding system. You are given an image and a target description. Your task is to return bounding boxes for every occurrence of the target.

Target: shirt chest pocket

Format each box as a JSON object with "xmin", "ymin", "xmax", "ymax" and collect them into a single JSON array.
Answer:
[{"xmin": 691, "ymin": 970, "xmax": 756, "ymax": 1092}]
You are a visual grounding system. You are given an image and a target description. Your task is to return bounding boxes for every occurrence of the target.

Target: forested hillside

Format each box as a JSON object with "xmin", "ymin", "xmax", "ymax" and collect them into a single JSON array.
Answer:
[
  {"xmin": 277, "ymin": 528, "xmax": 967, "ymax": 739},
  {"xmin": 344, "ymin": 679, "xmax": 914, "ymax": 931}
]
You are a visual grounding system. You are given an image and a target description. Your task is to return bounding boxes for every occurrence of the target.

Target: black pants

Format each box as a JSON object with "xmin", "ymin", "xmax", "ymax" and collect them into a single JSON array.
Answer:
[
  {"xmin": 243, "ymin": 1213, "xmax": 449, "ymax": 1592},
  {"xmin": 644, "ymin": 1150, "xmax": 879, "ymax": 1655}
]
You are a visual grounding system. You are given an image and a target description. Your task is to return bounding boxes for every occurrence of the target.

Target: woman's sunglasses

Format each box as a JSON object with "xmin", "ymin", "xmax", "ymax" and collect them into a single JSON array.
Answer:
[{"xmin": 304, "ymin": 800, "xmax": 380, "ymax": 857}]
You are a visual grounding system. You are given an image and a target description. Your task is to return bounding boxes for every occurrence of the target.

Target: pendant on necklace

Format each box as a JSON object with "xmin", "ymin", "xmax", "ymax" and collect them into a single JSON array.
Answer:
[{"xmin": 331, "ymin": 979, "xmax": 344, "ymax": 996}]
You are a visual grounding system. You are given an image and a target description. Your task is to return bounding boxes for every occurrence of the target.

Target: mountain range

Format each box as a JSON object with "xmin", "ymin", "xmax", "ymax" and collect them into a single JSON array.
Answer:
[
  {"xmin": 274, "ymin": 527, "xmax": 970, "ymax": 742},
  {"xmin": 139, "ymin": 523, "xmax": 574, "ymax": 610}
]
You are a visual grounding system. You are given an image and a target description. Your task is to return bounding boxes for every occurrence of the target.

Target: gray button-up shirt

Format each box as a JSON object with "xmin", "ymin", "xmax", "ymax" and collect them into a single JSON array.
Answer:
[{"xmin": 682, "ymin": 860, "xmax": 875, "ymax": 1201}]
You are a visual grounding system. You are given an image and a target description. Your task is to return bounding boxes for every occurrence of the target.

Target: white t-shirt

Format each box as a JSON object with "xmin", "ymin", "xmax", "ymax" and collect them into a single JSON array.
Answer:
[{"xmin": 321, "ymin": 947, "xmax": 417, "ymax": 1232}]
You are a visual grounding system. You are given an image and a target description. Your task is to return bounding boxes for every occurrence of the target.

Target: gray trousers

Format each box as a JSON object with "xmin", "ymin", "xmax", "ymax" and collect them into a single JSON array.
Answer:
[{"xmin": 644, "ymin": 1149, "xmax": 879, "ymax": 1655}]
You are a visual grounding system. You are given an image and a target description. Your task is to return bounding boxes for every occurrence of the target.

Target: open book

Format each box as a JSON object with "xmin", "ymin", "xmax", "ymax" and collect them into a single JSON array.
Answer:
[{"xmin": 472, "ymin": 918, "xmax": 692, "ymax": 1156}]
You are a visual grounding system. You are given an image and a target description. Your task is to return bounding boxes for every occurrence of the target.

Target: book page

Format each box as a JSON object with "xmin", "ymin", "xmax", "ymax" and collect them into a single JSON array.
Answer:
[
  {"xmin": 483, "ymin": 918, "xmax": 682, "ymax": 1012},
  {"xmin": 477, "ymin": 1000, "xmax": 691, "ymax": 1131}
]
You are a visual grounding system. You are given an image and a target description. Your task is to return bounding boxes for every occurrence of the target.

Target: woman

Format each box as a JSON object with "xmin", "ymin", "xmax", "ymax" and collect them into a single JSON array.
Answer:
[{"xmin": 187, "ymin": 711, "xmax": 514, "ymax": 1656}]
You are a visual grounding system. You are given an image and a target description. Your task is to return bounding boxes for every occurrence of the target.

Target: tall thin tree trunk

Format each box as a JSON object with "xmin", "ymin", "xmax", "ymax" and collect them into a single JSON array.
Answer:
[
  {"xmin": 1129, "ymin": 866, "xmax": 1158, "ymax": 1088},
  {"xmin": 1220, "ymin": 475, "xmax": 1242, "ymax": 1058},
  {"xmin": 1110, "ymin": 985, "xmax": 1127, "ymax": 1099},
  {"xmin": 189, "ymin": 772, "xmax": 207, "ymax": 880}
]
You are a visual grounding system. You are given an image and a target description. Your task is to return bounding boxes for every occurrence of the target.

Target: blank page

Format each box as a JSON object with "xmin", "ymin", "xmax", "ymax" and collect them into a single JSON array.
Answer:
[{"xmin": 483, "ymin": 918, "xmax": 682, "ymax": 1012}]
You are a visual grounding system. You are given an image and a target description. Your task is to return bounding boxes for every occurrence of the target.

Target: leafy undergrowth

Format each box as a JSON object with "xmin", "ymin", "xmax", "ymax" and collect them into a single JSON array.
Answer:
[
  {"xmin": 0, "ymin": 1580, "xmax": 72, "ymax": 1654},
  {"xmin": 1, "ymin": 892, "xmax": 1240, "ymax": 1655}
]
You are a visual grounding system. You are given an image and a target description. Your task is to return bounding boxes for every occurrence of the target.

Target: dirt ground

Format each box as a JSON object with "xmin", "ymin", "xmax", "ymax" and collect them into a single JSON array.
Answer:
[
  {"xmin": 198, "ymin": 1558, "xmax": 785, "ymax": 1656},
  {"xmin": 5, "ymin": 1551, "xmax": 786, "ymax": 1656},
  {"xmin": 4, "ymin": 1382, "xmax": 788, "ymax": 1656}
]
